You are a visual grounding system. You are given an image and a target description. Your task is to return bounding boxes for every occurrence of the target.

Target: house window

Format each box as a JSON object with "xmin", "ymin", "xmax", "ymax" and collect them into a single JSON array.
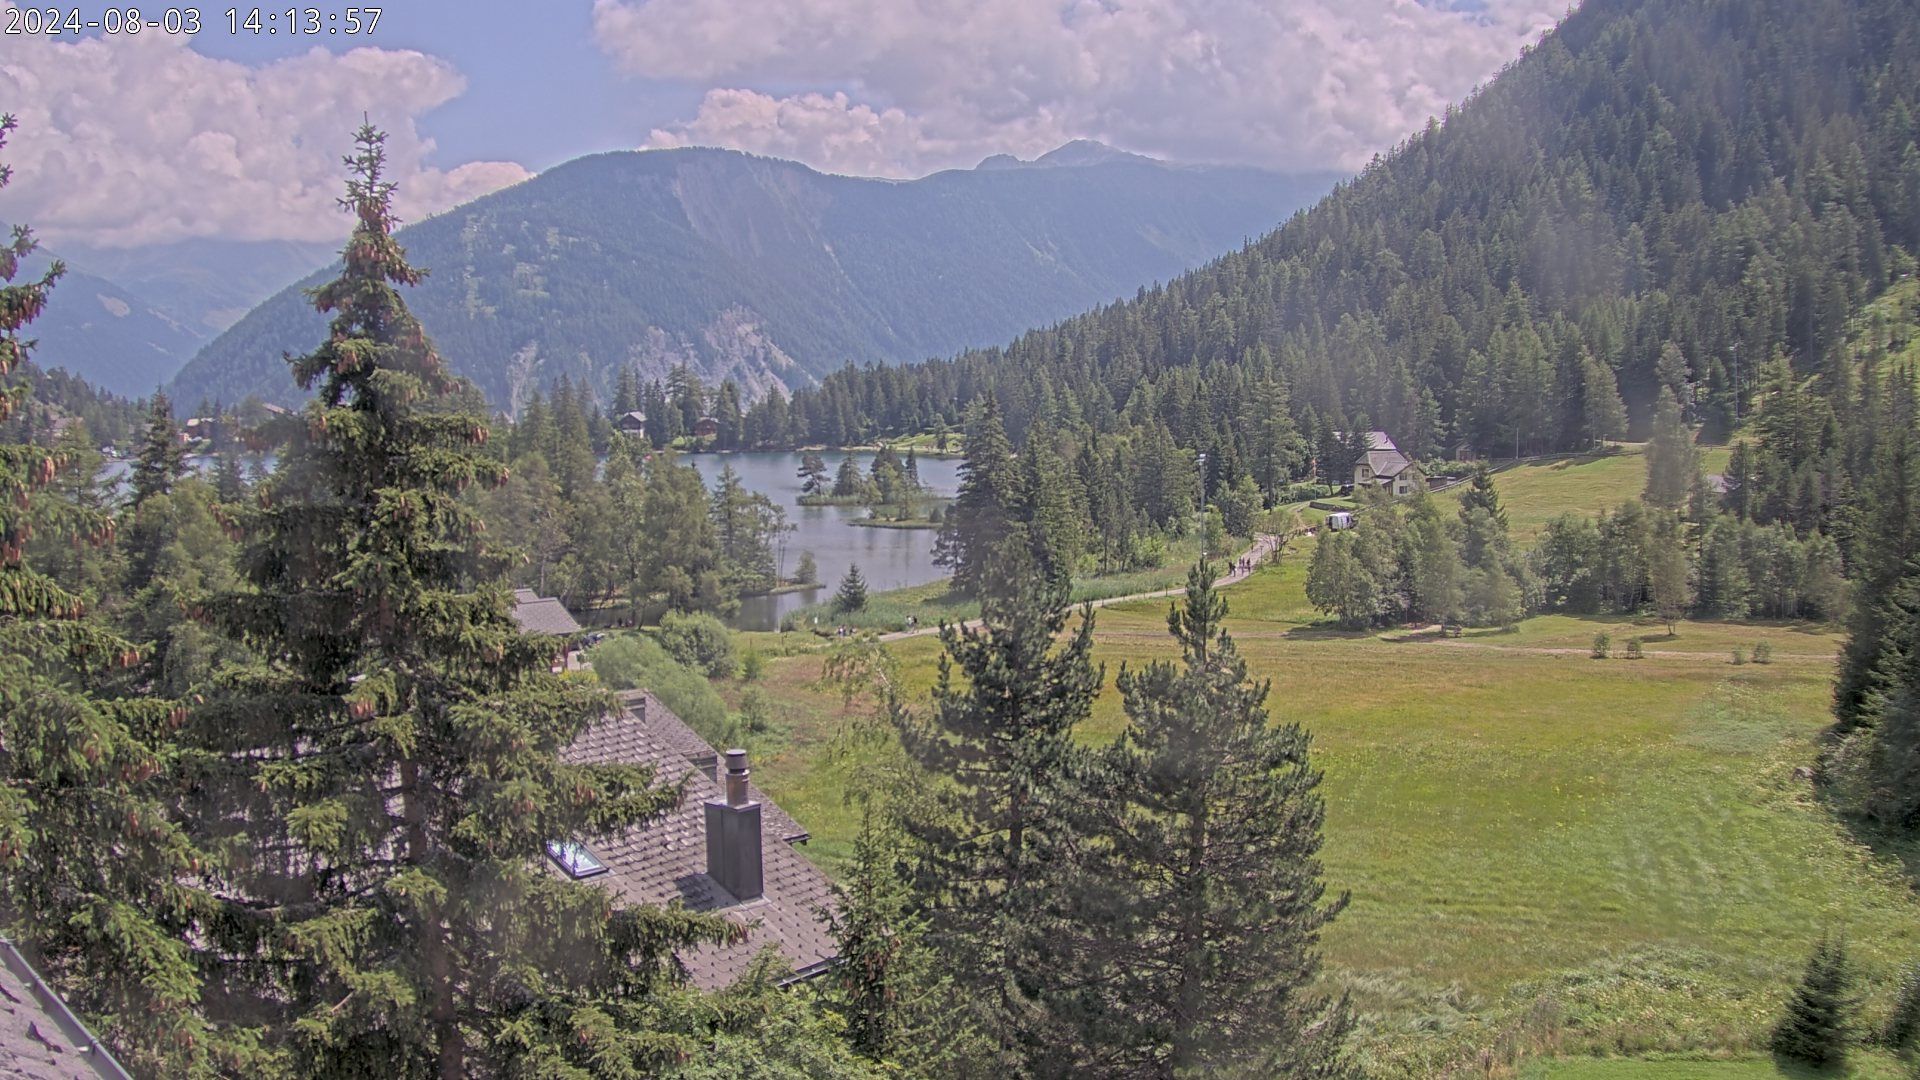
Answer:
[{"xmin": 545, "ymin": 839, "xmax": 608, "ymax": 878}]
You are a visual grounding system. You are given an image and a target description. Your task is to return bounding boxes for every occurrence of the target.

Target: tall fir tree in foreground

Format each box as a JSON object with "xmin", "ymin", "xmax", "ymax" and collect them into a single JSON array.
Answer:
[
  {"xmin": 0, "ymin": 113, "xmax": 212, "ymax": 1075},
  {"xmin": 898, "ymin": 541, "xmax": 1100, "ymax": 1071},
  {"xmin": 189, "ymin": 126, "xmax": 723, "ymax": 1077},
  {"xmin": 1060, "ymin": 562, "xmax": 1352, "ymax": 1078}
]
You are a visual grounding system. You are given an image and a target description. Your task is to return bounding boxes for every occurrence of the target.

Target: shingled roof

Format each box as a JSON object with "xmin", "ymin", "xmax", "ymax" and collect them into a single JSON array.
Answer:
[
  {"xmin": 561, "ymin": 692, "xmax": 835, "ymax": 989},
  {"xmin": 0, "ymin": 940, "xmax": 132, "ymax": 1079},
  {"xmin": 1361, "ymin": 431, "xmax": 1413, "ymax": 480},
  {"xmin": 511, "ymin": 588, "xmax": 584, "ymax": 636}
]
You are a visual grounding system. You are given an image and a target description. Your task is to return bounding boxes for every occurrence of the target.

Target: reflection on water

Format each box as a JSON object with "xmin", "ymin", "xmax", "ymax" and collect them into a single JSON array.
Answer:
[{"xmin": 687, "ymin": 452, "xmax": 960, "ymax": 631}]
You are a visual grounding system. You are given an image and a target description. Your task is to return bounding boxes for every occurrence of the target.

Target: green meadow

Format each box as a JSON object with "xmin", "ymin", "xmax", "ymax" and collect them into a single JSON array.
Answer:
[{"xmin": 724, "ymin": 448, "xmax": 1920, "ymax": 1077}]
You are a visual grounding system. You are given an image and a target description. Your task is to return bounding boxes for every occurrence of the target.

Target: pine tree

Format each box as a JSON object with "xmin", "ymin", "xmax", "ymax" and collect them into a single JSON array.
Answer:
[
  {"xmin": 836, "ymin": 563, "xmax": 869, "ymax": 613},
  {"xmin": 129, "ymin": 391, "xmax": 187, "ymax": 506},
  {"xmin": 1770, "ymin": 934, "xmax": 1857, "ymax": 1068},
  {"xmin": 189, "ymin": 126, "xmax": 723, "ymax": 1077},
  {"xmin": 798, "ymin": 451, "xmax": 830, "ymax": 496},
  {"xmin": 0, "ymin": 114, "xmax": 213, "ymax": 1074},
  {"xmin": 1060, "ymin": 563, "xmax": 1353, "ymax": 1077},
  {"xmin": 897, "ymin": 542, "xmax": 1100, "ymax": 1068}
]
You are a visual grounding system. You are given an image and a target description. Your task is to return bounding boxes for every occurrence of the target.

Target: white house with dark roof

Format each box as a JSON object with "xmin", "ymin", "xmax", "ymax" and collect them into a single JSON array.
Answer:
[
  {"xmin": 1352, "ymin": 431, "xmax": 1422, "ymax": 497},
  {"xmin": 558, "ymin": 690, "xmax": 835, "ymax": 989}
]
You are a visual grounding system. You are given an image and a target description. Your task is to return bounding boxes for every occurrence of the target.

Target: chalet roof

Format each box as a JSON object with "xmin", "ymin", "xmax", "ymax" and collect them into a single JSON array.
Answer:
[
  {"xmin": 510, "ymin": 589, "xmax": 584, "ymax": 636},
  {"xmin": 0, "ymin": 939, "xmax": 132, "ymax": 1079},
  {"xmin": 617, "ymin": 411, "xmax": 648, "ymax": 428},
  {"xmin": 560, "ymin": 691, "xmax": 834, "ymax": 989},
  {"xmin": 1360, "ymin": 431, "xmax": 1413, "ymax": 480}
]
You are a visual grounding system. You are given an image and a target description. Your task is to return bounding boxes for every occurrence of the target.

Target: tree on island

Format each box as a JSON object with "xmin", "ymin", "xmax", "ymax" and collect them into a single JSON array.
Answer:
[
  {"xmin": 834, "ymin": 452, "xmax": 865, "ymax": 498},
  {"xmin": 796, "ymin": 549, "xmax": 820, "ymax": 586},
  {"xmin": 837, "ymin": 563, "xmax": 869, "ymax": 613},
  {"xmin": 798, "ymin": 452, "xmax": 829, "ymax": 496}
]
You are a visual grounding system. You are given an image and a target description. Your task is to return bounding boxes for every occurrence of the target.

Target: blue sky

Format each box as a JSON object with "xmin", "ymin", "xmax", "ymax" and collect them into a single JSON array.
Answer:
[
  {"xmin": 185, "ymin": 1, "xmax": 671, "ymax": 172},
  {"xmin": 0, "ymin": 0, "xmax": 1563, "ymax": 248}
]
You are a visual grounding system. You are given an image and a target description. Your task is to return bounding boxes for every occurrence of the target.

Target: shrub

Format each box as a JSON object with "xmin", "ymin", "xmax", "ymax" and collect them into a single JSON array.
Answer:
[
  {"xmin": 657, "ymin": 610, "xmax": 737, "ymax": 678},
  {"xmin": 1591, "ymin": 633, "xmax": 1611, "ymax": 660},
  {"xmin": 1770, "ymin": 934, "xmax": 1856, "ymax": 1068},
  {"xmin": 740, "ymin": 648, "xmax": 766, "ymax": 682},
  {"xmin": 1752, "ymin": 641, "xmax": 1773, "ymax": 665},
  {"xmin": 1624, "ymin": 637, "xmax": 1643, "ymax": 659},
  {"xmin": 1732, "ymin": 646, "xmax": 1747, "ymax": 665},
  {"xmin": 586, "ymin": 635, "xmax": 731, "ymax": 745},
  {"xmin": 736, "ymin": 686, "xmax": 773, "ymax": 736}
]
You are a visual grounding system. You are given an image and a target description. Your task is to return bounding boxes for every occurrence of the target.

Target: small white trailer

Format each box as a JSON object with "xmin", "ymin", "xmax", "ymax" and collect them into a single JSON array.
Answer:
[{"xmin": 1327, "ymin": 511, "xmax": 1355, "ymax": 531}]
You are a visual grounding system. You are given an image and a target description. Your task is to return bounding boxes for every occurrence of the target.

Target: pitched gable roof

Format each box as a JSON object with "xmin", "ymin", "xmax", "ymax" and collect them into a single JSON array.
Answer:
[
  {"xmin": 560, "ymin": 692, "xmax": 835, "ymax": 989},
  {"xmin": 1360, "ymin": 431, "xmax": 1413, "ymax": 479},
  {"xmin": 511, "ymin": 589, "xmax": 584, "ymax": 636},
  {"xmin": 0, "ymin": 940, "xmax": 132, "ymax": 1079}
]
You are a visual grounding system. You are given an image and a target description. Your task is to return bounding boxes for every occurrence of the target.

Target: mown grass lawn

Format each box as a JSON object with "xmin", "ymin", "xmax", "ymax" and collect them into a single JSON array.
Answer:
[{"xmin": 729, "ymin": 450, "xmax": 1920, "ymax": 1077}]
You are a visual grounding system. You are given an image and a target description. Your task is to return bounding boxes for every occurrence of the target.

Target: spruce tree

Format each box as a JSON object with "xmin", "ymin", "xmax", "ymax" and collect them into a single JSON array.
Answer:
[
  {"xmin": 897, "ymin": 541, "xmax": 1100, "ymax": 1068},
  {"xmin": 189, "ymin": 126, "xmax": 722, "ymax": 1077},
  {"xmin": 1060, "ymin": 563, "xmax": 1353, "ymax": 1077},
  {"xmin": 836, "ymin": 563, "xmax": 869, "ymax": 613},
  {"xmin": 130, "ymin": 391, "xmax": 186, "ymax": 505},
  {"xmin": 1770, "ymin": 934, "xmax": 1857, "ymax": 1068},
  {"xmin": 0, "ymin": 114, "xmax": 213, "ymax": 1074}
]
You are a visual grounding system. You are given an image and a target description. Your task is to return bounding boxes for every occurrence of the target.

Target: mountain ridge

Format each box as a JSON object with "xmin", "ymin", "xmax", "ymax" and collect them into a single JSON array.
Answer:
[{"xmin": 167, "ymin": 144, "xmax": 1338, "ymax": 411}]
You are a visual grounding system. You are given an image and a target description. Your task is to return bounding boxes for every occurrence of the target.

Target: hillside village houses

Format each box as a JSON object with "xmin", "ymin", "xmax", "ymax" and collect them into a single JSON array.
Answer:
[{"xmin": 1349, "ymin": 430, "xmax": 1423, "ymax": 496}]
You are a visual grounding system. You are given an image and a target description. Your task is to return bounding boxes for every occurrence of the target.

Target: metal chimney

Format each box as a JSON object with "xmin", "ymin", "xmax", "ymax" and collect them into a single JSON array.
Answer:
[{"xmin": 704, "ymin": 749, "xmax": 763, "ymax": 901}]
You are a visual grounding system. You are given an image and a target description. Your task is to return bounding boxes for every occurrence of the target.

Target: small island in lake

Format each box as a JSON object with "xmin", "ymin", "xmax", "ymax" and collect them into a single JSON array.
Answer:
[{"xmin": 796, "ymin": 446, "xmax": 947, "ymax": 527}]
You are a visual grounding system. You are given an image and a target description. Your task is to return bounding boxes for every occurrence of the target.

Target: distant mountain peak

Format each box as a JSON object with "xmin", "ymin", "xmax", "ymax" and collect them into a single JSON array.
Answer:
[
  {"xmin": 1034, "ymin": 140, "xmax": 1158, "ymax": 168},
  {"xmin": 972, "ymin": 140, "xmax": 1161, "ymax": 172}
]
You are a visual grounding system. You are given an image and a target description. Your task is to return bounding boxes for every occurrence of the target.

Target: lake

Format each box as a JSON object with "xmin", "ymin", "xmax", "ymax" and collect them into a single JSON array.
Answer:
[
  {"xmin": 98, "ymin": 449, "xmax": 959, "ymax": 632},
  {"xmin": 687, "ymin": 451, "xmax": 960, "ymax": 631}
]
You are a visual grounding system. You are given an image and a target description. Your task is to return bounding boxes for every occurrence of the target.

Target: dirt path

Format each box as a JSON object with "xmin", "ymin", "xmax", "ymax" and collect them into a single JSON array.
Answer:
[{"xmin": 873, "ymin": 532, "xmax": 1284, "ymax": 643}]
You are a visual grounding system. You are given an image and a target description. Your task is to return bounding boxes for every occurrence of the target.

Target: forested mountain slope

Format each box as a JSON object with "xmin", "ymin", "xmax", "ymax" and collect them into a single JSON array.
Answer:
[
  {"xmin": 23, "ymin": 256, "xmax": 205, "ymax": 397},
  {"xmin": 168, "ymin": 145, "xmax": 1334, "ymax": 411},
  {"xmin": 770, "ymin": 0, "xmax": 1920, "ymax": 464}
]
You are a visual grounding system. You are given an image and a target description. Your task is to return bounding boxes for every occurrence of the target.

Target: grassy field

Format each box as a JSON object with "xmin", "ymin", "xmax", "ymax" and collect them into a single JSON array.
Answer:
[
  {"xmin": 1522, "ymin": 1053, "xmax": 1910, "ymax": 1079},
  {"xmin": 718, "ymin": 449, "xmax": 1920, "ymax": 1077},
  {"xmin": 1441, "ymin": 443, "xmax": 1733, "ymax": 546}
]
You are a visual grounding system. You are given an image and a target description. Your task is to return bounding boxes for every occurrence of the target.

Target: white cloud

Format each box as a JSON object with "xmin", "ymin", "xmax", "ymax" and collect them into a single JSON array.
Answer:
[
  {"xmin": 0, "ymin": 24, "xmax": 530, "ymax": 247},
  {"xmin": 596, "ymin": 0, "xmax": 1562, "ymax": 177}
]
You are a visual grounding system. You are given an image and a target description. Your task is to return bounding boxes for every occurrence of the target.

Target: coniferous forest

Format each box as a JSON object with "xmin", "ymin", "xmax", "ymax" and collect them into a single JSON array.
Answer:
[{"xmin": 9, "ymin": 0, "xmax": 1920, "ymax": 1075}]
